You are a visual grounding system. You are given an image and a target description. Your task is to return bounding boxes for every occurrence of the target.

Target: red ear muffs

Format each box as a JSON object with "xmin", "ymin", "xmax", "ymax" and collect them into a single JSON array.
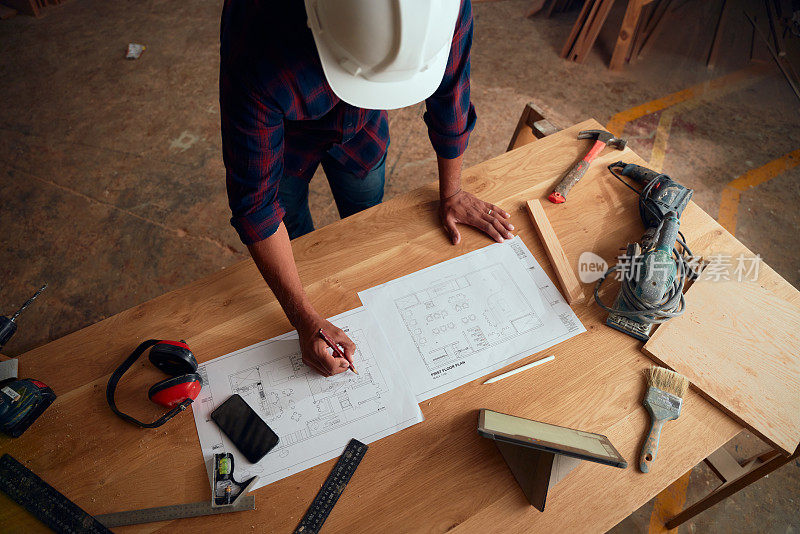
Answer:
[
  {"xmin": 106, "ymin": 339, "xmax": 204, "ymax": 428},
  {"xmin": 148, "ymin": 374, "xmax": 203, "ymax": 408},
  {"xmin": 148, "ymin": 340, "xmax": 197, "ymax": 375}
]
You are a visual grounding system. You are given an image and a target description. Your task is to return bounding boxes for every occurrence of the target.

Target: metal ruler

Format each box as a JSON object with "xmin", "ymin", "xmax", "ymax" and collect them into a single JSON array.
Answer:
[
  {"xmin": 95, "ymin": 495, "xmax": 256, "ymax": 527},
  {"xmin": 294, "ymin": 438, "xmax": 368, "ymax": 534},
  {"xmin": 0, "ymin": 453, "xmax": 111, "ymax": 533}
]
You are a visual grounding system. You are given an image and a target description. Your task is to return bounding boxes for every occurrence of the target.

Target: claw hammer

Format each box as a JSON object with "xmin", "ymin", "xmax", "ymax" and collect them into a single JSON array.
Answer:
[{"xmin": 548, "ymin": 130, "xmax": 626, "ymax": 204}]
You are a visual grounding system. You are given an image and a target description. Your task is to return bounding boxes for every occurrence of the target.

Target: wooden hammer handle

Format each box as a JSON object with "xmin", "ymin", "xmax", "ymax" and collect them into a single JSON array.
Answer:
[{"xmin": 548, "ymin": 139, "xmax": 607, "ymax": 203}]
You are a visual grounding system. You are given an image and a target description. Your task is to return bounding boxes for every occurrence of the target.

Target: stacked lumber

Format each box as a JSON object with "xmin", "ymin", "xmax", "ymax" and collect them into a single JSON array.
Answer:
[
  {"xmin": 2, "ymin": 0, "xmax": 63, "ymax": 18},
  {"xmin": 558, "ymin": 0, "xmax": 672, "ymax": 67},
  {"xmin": 560, "ymin": 0, "xmax": 618, "ymax": 63},
  {"xmin": 746, "ymin": 1, "xmax": 800, "ymax": 102},
  {"xmin": 629, "ymin": 0, "xmax": 672, "ymax": 64}
]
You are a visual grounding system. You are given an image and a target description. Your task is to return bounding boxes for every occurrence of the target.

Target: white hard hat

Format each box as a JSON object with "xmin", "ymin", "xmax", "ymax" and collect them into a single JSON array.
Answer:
[{"xmin": 305, "ymin": 0, "xmax": 462, "ymax": 110}]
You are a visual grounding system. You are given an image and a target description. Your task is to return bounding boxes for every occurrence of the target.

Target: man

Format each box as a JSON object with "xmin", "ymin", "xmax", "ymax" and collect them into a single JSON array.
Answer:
[{"xmin": 220, "ymin": 0, "xmax": 514, "ymax": 377}]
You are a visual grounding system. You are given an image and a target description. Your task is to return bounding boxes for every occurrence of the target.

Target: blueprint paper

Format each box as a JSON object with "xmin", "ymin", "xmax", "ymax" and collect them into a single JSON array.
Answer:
[
  {"xmin": 359, "ymin": 237, "xmax": 585, "ymax": 400},
  {"xmin": 192, "ymin": 307, "xmax": 423, "ymax": 491},
  {"xmin": 506, "ymin": 237, "xmax": 586, "ymax": 337}
]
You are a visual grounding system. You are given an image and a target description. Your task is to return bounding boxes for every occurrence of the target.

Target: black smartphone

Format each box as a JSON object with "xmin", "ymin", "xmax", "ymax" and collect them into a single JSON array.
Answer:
[{"xmin": 211, "ymin": 394, "xmax": 279, "ymax": 463}]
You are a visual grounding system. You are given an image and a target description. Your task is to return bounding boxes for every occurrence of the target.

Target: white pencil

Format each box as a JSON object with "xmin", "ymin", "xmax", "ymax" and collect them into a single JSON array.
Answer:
[{"xmin": 482, "ymin": 355, "xmax": 555, "ymax": 384}]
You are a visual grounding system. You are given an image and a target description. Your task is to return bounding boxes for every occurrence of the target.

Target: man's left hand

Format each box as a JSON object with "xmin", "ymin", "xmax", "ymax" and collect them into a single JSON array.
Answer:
[{"xmin": 439, "ymin": 190, "xmax": 514, "ymax": 245}]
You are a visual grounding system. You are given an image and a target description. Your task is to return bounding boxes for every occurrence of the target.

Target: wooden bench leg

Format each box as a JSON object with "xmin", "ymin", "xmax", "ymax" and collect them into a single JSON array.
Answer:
[
  {"xmin": 665, "ymin": 444, "xmax": 799, "ymax": 529},
  {"xmin": 507, "ymin": 103, "xmax": 561, "ymax": 152}
]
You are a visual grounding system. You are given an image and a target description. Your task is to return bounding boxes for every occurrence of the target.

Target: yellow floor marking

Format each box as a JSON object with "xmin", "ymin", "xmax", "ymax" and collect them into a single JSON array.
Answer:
[
  {"xmin": 613, "ymin": 67, "xmax": 769, "ymax": 228},
  {"xmin": 647, "ymin": 469, "xmax": 693, "ymax": 533},
  {"xmin": 606, "ymin": 65, "xmax": 766, "ymax": 137},
  {"xmin": 717, "ymin": 148, "xmax": 800, "ymax": 234},
  {"xmin": 647, "ymin": 71, "xmax": 763, "ymax": 171},
  {"xmin": 648, "ymin": 108, "xmax": 675, "ymax": 172}
]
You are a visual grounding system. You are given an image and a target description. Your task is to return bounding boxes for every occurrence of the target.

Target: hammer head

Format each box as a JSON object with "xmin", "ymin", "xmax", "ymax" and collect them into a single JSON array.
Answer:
[{"xmin": 578, "ymin": 129, "xmax": 626, "ymax": 150}]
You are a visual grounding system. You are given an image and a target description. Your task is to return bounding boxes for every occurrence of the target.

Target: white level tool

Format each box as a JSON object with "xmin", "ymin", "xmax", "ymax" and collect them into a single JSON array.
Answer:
[{"xmin": 483, "ymin": 355, "xmax": 555, "ymax": 384}]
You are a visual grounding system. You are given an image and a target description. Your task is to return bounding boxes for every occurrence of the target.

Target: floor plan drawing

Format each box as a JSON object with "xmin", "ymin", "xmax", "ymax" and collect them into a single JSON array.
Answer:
[
  {"xmin": 192, "ymin": 307, "xmax": 423, "ymax": 491},
  {"xmin": 223, "ymin": 327, "xmax": 390, "ymax": 457},
  {"xmin": 395, "ymin": 264, "xmax": 544, "ymax": 374},
  {"xmin": 508, "ymin": 236, "xmax": 584, "ymax": 334},
  {"xmin": 360, "ymin": 237, "xmax": 586, "ymax": 400},
  {"xmin": 509, "ymin": 238, "xmax": 571, "ymax": 311}
]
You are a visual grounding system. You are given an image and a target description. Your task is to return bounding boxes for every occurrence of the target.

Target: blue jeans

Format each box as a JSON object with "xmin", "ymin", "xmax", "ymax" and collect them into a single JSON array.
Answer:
[{"xmin": 278, "ymin": 153, "xmax": 386, "ymax": 239}]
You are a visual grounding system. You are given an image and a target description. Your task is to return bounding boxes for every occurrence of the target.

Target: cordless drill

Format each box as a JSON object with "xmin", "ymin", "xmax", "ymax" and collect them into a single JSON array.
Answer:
[
  {"xmin": 0, "ymin": 285, "xmax": 57, "ymax": 438},
  {"xmin": 595, "ymin": 163, "xmax": 695, "ymax": 341}
]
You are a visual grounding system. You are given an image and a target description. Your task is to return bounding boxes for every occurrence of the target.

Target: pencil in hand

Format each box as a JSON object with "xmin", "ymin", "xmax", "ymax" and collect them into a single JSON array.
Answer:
[{"xmin": 318, "ymin": 328, "xmax": 358, "ymax": 374}]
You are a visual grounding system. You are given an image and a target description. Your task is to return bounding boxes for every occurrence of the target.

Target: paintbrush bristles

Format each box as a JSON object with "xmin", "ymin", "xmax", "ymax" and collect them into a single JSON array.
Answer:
[{"xmin": 647, "ymin": 366, "xmax": 689, "ymax": 398}]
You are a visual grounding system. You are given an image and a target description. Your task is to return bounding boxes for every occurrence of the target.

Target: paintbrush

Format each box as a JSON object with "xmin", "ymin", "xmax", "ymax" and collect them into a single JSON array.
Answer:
[{"xmin": 640, "ymin": 366, "xmax": 689, "ymax": 473}]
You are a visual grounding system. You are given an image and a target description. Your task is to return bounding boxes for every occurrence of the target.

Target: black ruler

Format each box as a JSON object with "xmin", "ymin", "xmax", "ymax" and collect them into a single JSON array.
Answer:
[
  {"xmin": 294, "ymin": 438, "xmax": 368, "ymax": 534},
  {"xmin": 0, "ymin": 453, "xmax": 111, "ymax": 533}
]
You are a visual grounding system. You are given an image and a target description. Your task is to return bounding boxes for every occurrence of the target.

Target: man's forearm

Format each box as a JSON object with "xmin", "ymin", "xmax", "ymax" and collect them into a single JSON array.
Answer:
[
  {"xmin": 438, "ymin": 154, "xmax": 463, "ymax": 199},
  {"xmin": 246, "ymin": 222, "xmax": 317, "ymax": 327}
]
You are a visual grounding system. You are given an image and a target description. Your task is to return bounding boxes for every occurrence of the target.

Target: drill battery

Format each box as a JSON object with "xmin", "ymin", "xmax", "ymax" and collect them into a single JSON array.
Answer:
[{"xmin": 0, "ymin": 378, "xmax": 56, "ymax": 438}]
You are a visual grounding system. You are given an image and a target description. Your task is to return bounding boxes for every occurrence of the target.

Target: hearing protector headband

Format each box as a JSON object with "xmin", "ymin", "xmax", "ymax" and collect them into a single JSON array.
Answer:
[{"xmin": 106, "ymin": 339, "xmax": 203, "ymax": 428}]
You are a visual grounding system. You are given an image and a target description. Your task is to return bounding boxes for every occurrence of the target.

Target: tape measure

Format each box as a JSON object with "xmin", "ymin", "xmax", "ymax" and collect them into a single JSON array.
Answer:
[
  {"xmin": 0, "ymin": 453, "xmax": 111, "ymax": 533},
  {"xmin": 294, "ymin": 438, "xmax": 368, "ymax": 534}
]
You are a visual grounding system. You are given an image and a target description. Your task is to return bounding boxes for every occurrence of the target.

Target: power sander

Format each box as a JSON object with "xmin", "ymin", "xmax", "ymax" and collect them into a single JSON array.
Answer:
[{"xmin": 594, "ymin": 163, "xmax": 696, "ymax": 341}]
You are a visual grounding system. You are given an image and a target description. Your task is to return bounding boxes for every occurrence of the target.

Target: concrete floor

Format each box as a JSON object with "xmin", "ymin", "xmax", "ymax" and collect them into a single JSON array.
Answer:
[{"xmin": 1, "ymin": 0, "xmax": 799, "ymax": 531}]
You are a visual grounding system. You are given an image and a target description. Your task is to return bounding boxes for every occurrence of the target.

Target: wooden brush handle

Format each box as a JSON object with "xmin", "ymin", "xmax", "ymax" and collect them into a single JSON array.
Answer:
[{"xmin": 639, "ymin": 419, "xmax": 665, "ymax": 473}]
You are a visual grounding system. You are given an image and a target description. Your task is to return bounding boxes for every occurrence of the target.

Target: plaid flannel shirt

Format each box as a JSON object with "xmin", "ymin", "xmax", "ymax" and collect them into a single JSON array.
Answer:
[{"xmin": 220, "ymin": 0, "xmax": 477, "ymax": 244}]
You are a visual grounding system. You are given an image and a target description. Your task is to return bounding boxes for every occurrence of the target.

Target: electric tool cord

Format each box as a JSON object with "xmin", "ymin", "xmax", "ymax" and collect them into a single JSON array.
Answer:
[
  {"xmin": 593, "ymin": 242, "xmax": 687, "ymax": 323},
  {"xmin": 593, "ymin": 164, "xmax": 698, "ymax": 323},
  {"xmin": 606, "ymin": 164, "xmax": 699, "ymax": 280}
]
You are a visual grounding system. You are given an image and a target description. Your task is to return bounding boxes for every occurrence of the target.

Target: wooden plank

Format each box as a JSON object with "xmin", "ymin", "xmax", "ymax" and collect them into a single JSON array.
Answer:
[
  {"xmin": 706, "ymin": 0, "xmax": 728, "ymax": 70},
  {"xmin": 571, "ymin": 0, "xmax": 616, "ymax": 63},
  {"xmin": 0, "ymin": 120, "xmax": 747, "ymax": 533},
  {"xmin": 745, "ymin": 10, "xmax": 800, "ymax": 101},
  {"xmin": 637, "ymin": 0, "xmax": 672, "ymax": 59},
  {"xmin": 704, "ymin": 447, "xmax": 746, "ymax": 482},
  {"xmin": 749, "ymin": 16, "xmax": 769, "ymax": 64},
  {"xmin": 643, "ymin": 267, "xmax": 800, "ymax": 454},
  {"xmin": 626, "ymin": 0, "xmax": 653, "ymax": 62},
  {"xmin": 560, "ymin": 0, "xmax": 595, "ymax": 58},
  {"xmin": 609, "ymin": 0, "xmax": 645, "ymax": 70},
  {"xmin": 533, "ymin": 119, "xmax": 560, "ymax": 138},
  {"xmin": 764, "ymin": 0, "xmax": 786, "ymax": 57},
  {"xmin": 568, "ymin": 0, "xmax": 603, "ymax": 60},
  {"xmin": 631, "ymin": 0, "xmax": 669, "ymax": 60},
  {"xmin": 526, "ymin": 199, "xmax": 585, "ymax": 304},
  {"xmin": 506, "ymin": 102, "xmax": 560, "ymax": 151}
]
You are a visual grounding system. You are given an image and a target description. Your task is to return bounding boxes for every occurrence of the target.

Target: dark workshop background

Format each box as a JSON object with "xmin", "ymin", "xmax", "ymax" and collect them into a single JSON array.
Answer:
[{"xmin": 1, "ymin": 0, "xmax": 798, "ymax": 532}]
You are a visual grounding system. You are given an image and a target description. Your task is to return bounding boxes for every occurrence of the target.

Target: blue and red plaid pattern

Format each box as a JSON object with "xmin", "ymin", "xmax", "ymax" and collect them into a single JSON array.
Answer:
[{"xmin": 220, "ymin": 1, "xmax": 477, "ymax": 245}]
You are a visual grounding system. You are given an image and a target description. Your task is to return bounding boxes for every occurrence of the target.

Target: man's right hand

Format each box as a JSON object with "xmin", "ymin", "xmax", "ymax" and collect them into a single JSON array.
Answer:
[
  {"xmin": 246, "ymin": 223, "xmax": 357, "ymax": 377},
  {"xmin": 296, "ymin": 312, "xmax": 356, "ymax": 377}
]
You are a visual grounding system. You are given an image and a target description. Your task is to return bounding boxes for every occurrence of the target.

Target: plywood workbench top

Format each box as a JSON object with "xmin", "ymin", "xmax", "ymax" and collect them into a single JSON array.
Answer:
[{"xmin": 0, "ymin": 120, "xmax": 746, "ymax": 533}]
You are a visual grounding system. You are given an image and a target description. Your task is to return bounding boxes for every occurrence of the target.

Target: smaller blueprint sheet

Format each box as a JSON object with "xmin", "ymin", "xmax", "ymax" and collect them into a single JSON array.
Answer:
[
  {"xmin": 359, "ymin": 236, "xmax": 585, "ymax": 401},
  {"xmin": 192, "ymin": 307, "xmax": 423, "ymax": 491}
]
